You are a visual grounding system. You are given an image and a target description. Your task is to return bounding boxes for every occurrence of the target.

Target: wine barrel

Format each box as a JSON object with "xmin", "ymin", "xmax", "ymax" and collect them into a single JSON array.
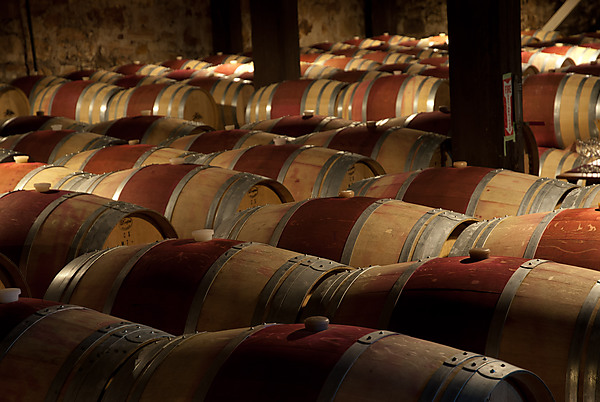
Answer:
[
  {"xmin": 129, "ymin": 321, "xmax": 551, "ymax": 402},
  {"xmin": 85, "ymin": 115, "xmax": 214, "ymax": 145},
  {"xmin": 0, "ymin": 162, "xmax": 76, "ymax": 193},
  {"xmin": 245, "ymin": 79, "xmax": 346, "ymax": 124},
  {"xmin": 521, "ymin": 50, "xmax": 575, "ymax": 73},
  {"xmin": 541, "ymin": 44, "xmax": 600, "ymax": 65},
  {"xmin": 58, "ymin": 163, "xmax": 294, "ymax": 237},
  {"xmin": 207, "ymin": 61, "xmax": 254, "ymax": 80},
  {"xmin": 335, "ymin": 74, "xmax": 450, "ymax": 122},
  {"xmin": 53, "ymin": 144, "xmax": 195, "ymax": 173},
  {"xmin": 89, "ymin": 69, "xmax": 124, "ymax": 84},
  {"xmin": 538, "ymin": 146, "xmax": 592, "ymax": 180},
  {"xmin": 361, "ymin": 50, "xmax": 415, "ymax": 64},
  {"xmin": 0, "ymin": 298, "xmax": 171, "ymax": 401},
  {"xmin": 0, "ymin": 115, "xmax": 88, "ymax": 136},
  {"xmin": 202, "ymin": 53, "xmax": 252, "ymax": 65},
  {"xmin": 0, "ymin": 189, "xmax": 176, "ymax": 297},
  {"xmin": 240, "ymin": 113, "xmax": 356, "ymax": 137},
  {"xmin": 0, "ymin": 129, "xmax": 125, "ymax": 163},
  {"xmin": 214, "ymin": 196, "xmax": 478, "ymax": 267},
  {"xmin": 364, "ymin": 109, "xmax": 452, "ymax": 136},
  {"xmin": 105, "ymin": 83, "xmax": 221, "ymax": 128},
  {"xmin": 371, "ymin": 33, "xmax": 417, "ymax": 46},
  {"xmin": 188, "ymin": 144, "xmax": 385, "ymax": 200},
  {"xmin": 562, "ymin": 183, "xmax": 600, "ymax": 208},
  {"xmin": 349, "ymin": 165, "xmax": 578, "ymax": 219},
  {"xmin": 292, "ymin": 125, "xmax": 451, "ymax": 174},
  {"xmin": 160, "ymin": 128, "xmax": 282, "ymax": 153},
  {"xmin": 185, "ymin": 75, "xmax": 255, "ymax": 128},
  {"xmin": 9, "ymin": 75, "xmax": 67, "ymax": 101},
  {"xmin": 449, "ymin": 207, "xmax": 600, "ymax": 271},
  {"xmin": 326, "ymin": 69, "xmax": 391, "ymax": 83},
  {"xmin": 559, "ymin": 61, "xmax": 600, "ymax": 76},
  {"xmin": 0, "ymin": 298, "xmax": 552, "ymax": 402},
  {"xmin": 114, "ymin": 62, "xmax": 171, "ymax": 76},
  {"xmin": 112, "ymin": 74, "xmax": 176, "ymax": 88},
  {"xmin": 523, "ymin": 72, "xmax": 600, "ymax": 149},
  {"xmin": 321, "ymin": 56, "xmax": 381, "ymax": 71},
  {"xmin": 30, "ymin": 80, "xmax": 123, "ymax": 124},
  {"xmin": 46, "ymin": 239, "xmax": 352, "ymax": 334},
  {"xmin": 160, "ymin": 57, "xmax": 213, "ymax": 71},
  {"xmin": 0, "ymin": 84, "xmax": 30, "ymax": 120},
  {"xmin": 300, "ymin": 62, "xmax": 341, "ymax": 79},
  {"xmin": 301, "ymin": 254, "xmax": 594, "ymax": 400}
]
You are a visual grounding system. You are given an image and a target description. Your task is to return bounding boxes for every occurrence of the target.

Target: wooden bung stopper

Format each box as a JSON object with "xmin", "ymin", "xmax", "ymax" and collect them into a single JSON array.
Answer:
[
  {"xmin": 50, "ymin": 124, "xmax": 62, "ymax": 131},
  {"xmin": 304, "ymin": 316, "xmax": 329, "ymax": 332},
  {"xmin": 224, "ymin": 125, "xmax": 236, "ymax": 130},
  {"xmin": 34, "ymin": 182, "xmax": 52, "ymax": 193},
  {"xmin": 338, "ymin": 190, "xmax": 354, "ymax": 198},
  {"xmin": 469, "ymin": 247, "xmax": 491, "ymax": 261},
  {"xmin": 0, "ymin": 288, "xmax": 21, "ymax": 304},
  {"xmin": 140, "ymin": 110, "xmax": 152, "ymax": 116},
  {"xmin": 192, "ymin": 229, "xmax": 214, "ymax": 242},
  {"xmin": 302, "ymin": 109, "xmax": 315, "ymax": 118},
  {"xmin": 128, "ymin": 139, "xmax": 140, "ymax": 145},
  {"xmin": 453, "ymin": 161, "xmax": 468, "ymax": 168},
  {"xmin": 273, "ymin": 137, "xmax": 287, "ymax": 146},
  {"xmin": 13, "ymin": 155, "xmax": 29, "ymax": 163}
]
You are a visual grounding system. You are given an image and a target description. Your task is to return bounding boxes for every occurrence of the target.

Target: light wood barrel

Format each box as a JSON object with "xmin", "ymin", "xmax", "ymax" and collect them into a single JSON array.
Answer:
[
  {"xmin": 301, "ymin": 255, "xmax": 593, "ymax": 400},
  {"xmin": 161, "ymin": 128, "xmax": 281, "ymax": 153},
  {"xmin": 214, "ymin": 196, "xmax": 478, "ymax": 267},
  {"xmin": 105, "ymin": 83, "xmax": 221, "ymax": 128},
  {"xmin": 112, "ymin": 74, "xmax": 176, "ymax": 88},
  {"xmin": 160, "ymin": 58, "xmax": 213, "ymax": 71},
  {"xmin": 189, "ymin": 144, "xmax": 385, "ymax": 200},
  {"xmin": 185, "ymin": 76, "xmax": 255, "ymax": 128},
  {"xmin": 129, "ymin": 322, "xmax": 551, "ymax": 401},
  {"xmin": 0, "ymin": 162, "xmax": 77, "ymax": 192},
  {"xmin": 85, "ymin": 115, "xmax": 214, "ymax": 145},
  {"xmin": 62, "ymin": 163, "xmax": 294, "ymax": 237},
  {"xmin": 449, "ymin": 207, "xmax": 600, "ymax": 271},
  {"xmin": 538, "ymin": 146, "xmax": 592, "ymax": 180},
  {"xmin": 10, "ymin": 75, "xmax": 68, "ymax": 102},
  {"xmin": 54, "ymin": 144, "xmax": 194, "ymax": 173},
  {"xmin": 0, "ymin": 129, "xmax": 125, "ymax": 163},
  {"xmin": 0, "ymin": 84, "xmax": 30, "ymax": 120},
  {"xmin": 245, "ymin": 79, "xmax": 346, "ymax": 124},
  {"xmin": 33, "ymin": 80, "xmax": 123, "ymax": 124},
  {"xmin": 0, "ymin": 298, "xmax": 172, "ymax": 401},
  {"xmin": 292, "ymin": 125, "xmax": 451, "ymax": 174},
  {"xmin": 521, "ymin": 50, "xmax": 575, "ymax": 73},
  {"xmin": 349, "ymin": 166, "xmax": 578, "ymax": 219},
  {"xmin": 0, "ymin": 115, "xmax": 88, "ymax": 136},
  {"xmin": 241, "ymin": 113, "xmax": 356, "ymax": 137},
  {"xmin": 0, "ymin": 298, "xmax": 552, "ymax": 402},
  {"xmin": 541, "ymin": 44, "xmax": 600, "ymax": 65},
  {"xmin": 0, "ymin": 190, "xmax": 176, "ymax": 297},
  {"xmin": 523, "ymin": 72, "xmax": 600, "ymax": 149},
  {"xmin": 46, "ymin": 239, "xmax": 352, "ymax": 334},
  {"xmin": 335, "ymin": 74, "xmax": 450, "ymax": 122}
]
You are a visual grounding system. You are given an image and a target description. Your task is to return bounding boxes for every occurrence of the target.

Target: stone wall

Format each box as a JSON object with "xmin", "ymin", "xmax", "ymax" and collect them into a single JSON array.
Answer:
[{"xmin": 1, "ymin": 0, "xmax": 598, "ymax": 83}]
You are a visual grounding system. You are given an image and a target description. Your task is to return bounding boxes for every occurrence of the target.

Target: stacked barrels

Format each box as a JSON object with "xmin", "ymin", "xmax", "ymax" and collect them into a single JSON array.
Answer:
[{"xmin": 3, "ymin": 29, "xmax": 600, "ymax": 401}]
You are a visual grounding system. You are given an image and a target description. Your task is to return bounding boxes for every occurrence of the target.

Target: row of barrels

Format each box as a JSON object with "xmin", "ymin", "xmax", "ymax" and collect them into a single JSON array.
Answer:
[
  {"xmin": 4, "ymin": 67, "xmax": 600, "ymax": 154},
  {"xmin": 0, "ymin": 295, "xmax": 553, "ymax": 401},
  {"xmin": 4, "ymin": 217, "xmax": 600, "ymax": 399},
  {"xmin": 0, "ymin": 138, "xmax": 597, "ymax": 399},
  {"xmin": 3, "ymin": 152, "xmax": 600, "ymax": 274}
]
